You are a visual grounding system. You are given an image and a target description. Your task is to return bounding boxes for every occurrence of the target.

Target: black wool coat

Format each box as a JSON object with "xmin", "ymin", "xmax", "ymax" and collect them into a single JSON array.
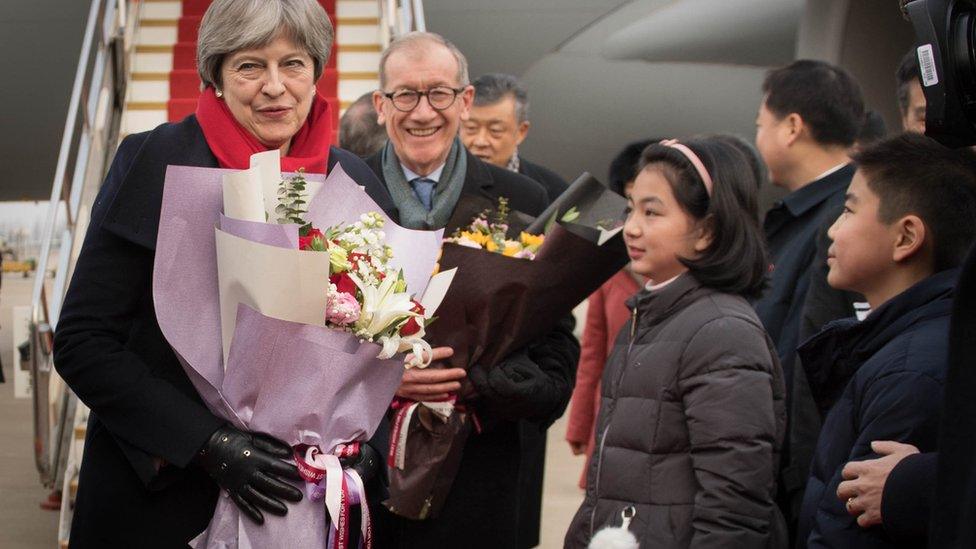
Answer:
[
  {"xmin": 518, "ymin": 157, "xmax": 569, "ymax": 202},
  {"xmin": 363, "ymin": 149, "xmax": 581, "ymax": 549},
  {"xmin": 52, "ymin": 115, "xmax": 387, "ymax": 547},
  {"xmin": 925, "ymin": 244, "xmax": 976, "ymax": 549},
  {"xmin": 796, "ymin": 269, "xmax": 957, "ymax": 548}
]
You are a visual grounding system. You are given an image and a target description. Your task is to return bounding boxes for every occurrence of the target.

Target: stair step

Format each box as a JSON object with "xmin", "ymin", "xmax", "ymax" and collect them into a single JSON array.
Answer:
[
  {"xmin": 132, "ymin": 72, "xmax": 170, "ymax": 81},
  {"xmin": 128, "ymin": 101, "xmax": 169, "ymax": 110},
  {"xmin": 135, "ymin": 44, "xmax": 175, "ymax": 54},
  {"xmin": 336, "ymin": 24, "xmax": 380, "ymax": 46},
  {"xmin": 129, "ymin": 79, "xmax": 170, "ymax": 102},
  {"xmin": 139, "ymin": 18, "xmax": 180, "ymax": 27},
  {"xmin": 340, "ymin": 71, "xmax": 379, "ymax": 80},
  {"xmin": 122, "ymin": 108, "xmax": 168, "ymax": 135},
  {"xmin": 140, "ymin": 1, "xmax": 181, "ymax": 19},
  {"xmin": 136, "ymin": 25, "xmax": 178, "ymax": 46},
  {"xmin": 337, "ymin": 51, "xmax": 381, "ymax": 74},
  {"xmin": 338, "ymin": 44, "xmax": 382, "ymax": 52},
  {"xmin": 134, "ymin": 51, "xmax": 173, "ymax": 72},
  {"xmin": 337, "ymin": 0, "xmax": 380, "ymax": 18},
  {"xmin": 336, "ymin": 17, "xmax": 380, "ymax": 26}
]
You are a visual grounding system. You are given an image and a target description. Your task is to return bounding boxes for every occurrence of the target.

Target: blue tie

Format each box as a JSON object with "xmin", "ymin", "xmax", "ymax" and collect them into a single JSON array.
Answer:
[{"xmin": 411, "ymin": 177, "xmax": 435, "ymax": 211}]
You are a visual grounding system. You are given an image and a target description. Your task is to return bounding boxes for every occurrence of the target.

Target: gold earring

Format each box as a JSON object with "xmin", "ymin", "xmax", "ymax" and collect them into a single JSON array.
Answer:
[{"xmin": 215, "ymin": 89, "xmax": 223, "ymax": 98}]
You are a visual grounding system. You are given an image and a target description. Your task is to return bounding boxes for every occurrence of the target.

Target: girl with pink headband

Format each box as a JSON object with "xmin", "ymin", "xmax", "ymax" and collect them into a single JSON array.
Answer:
[{"xmin": 566, "ymin": 136, "xmax": 787, "ymax": 548}]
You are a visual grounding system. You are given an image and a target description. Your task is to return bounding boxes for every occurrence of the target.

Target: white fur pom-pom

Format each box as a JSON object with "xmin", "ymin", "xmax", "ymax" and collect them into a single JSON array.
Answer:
[
  {"xmin": 588, "ymin": 526, "xmax": 639, "ymax": 549},
  {"xmin": 588, "ymin": 505, "xmax": 638, "ymax": 549}
]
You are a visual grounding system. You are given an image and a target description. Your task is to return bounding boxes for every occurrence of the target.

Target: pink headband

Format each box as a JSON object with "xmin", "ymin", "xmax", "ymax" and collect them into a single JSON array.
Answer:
[{"xmin": 660, "ymin": 139, "xmax": 714, "ymax": 197}]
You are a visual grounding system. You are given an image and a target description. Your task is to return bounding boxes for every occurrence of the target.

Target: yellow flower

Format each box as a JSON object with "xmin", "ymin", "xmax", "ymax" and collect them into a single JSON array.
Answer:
[
  {"xmin": 460, "ymin": 231, "xmax": 490, "ymax": 247},
  {"xmin": 502, "ymin": 241, "xmax": 522, "ymax": 257},
  {"xmin": 519, "ymin": 232, "xmax": 544, "ymax": 249},
  {"xmin": 485, "ymin": 239, "xmax": 499, "ymax": 253}
]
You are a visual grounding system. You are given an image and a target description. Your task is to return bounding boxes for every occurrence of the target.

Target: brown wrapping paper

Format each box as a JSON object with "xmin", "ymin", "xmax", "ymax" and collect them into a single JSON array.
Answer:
[{"xmin": 385, "ymin": 175, "xmax": 629, "ymax": 519}]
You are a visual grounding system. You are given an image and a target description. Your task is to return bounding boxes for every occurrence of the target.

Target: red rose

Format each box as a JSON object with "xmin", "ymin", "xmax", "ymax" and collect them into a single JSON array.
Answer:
[
  {"xmin": 400, "ymin": 317, "xmax": 421, "ymax": 336},
  {"xmin": 400, "ymin": 300, "xmax": 426, "ymax": 336},
  {"xmin": 299, "ymin": 228, "xmax": 325, "ymax": 251},
  {"xmin": 329, "ymin": 272, "xmax": 358, "ymax": 295}
]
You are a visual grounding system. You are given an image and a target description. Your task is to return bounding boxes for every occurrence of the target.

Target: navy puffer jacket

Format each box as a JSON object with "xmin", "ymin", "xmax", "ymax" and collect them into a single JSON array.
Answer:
[{"xmin": 796, "ymin": 269, "xmax": 958, "ymax": 548}]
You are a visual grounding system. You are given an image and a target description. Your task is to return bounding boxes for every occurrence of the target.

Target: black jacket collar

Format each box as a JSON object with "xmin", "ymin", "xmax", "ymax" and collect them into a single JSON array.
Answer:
[
  {"xmin": 799, "ymin": 268, "xmax": 959, "ymax": 415},
  {"xmin": 781, "ymin": 163, "xmax": 855, "ymax": 218}
]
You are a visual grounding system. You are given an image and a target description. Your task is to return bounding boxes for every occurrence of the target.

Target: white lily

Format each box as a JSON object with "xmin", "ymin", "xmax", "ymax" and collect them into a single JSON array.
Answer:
[
  {"xmin": 349, "ymin": 270, "xmax": 418, "ymax": 338},
  {"xmin": 378, "ymin": 333, "xmax": 433, "ymax": 368}
]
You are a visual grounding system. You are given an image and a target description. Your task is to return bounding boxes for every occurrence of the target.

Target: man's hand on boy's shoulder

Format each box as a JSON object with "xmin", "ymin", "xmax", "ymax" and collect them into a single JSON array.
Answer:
[{"xmin": 836, "ymin": 440, "xmax": 920, "ymax": 527}]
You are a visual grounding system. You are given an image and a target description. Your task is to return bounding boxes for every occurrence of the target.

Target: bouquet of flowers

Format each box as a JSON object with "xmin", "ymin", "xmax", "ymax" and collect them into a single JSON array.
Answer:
[
  {"xmin": 444, "ymin": 197, "xmax": 544, "ymax": 259},
  {"xmin": 385, "ymin": 173, "xmax": 630, "ymax": 519},
  {"xmin": 152, "ymin": 150, "xmax": 452, "ymax": 547}
]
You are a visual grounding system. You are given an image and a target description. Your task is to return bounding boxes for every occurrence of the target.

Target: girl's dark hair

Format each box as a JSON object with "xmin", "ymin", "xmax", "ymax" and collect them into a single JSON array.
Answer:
[{"xmin": 638, "ymin": 136, "xmax": 769, "ymax": 299}]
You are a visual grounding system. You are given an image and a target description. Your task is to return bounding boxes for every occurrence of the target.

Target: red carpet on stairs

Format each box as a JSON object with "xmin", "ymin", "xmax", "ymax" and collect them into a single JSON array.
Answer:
[{"xmin": 166, "ymin": 0, "xmax": 341, "ymax": 131}]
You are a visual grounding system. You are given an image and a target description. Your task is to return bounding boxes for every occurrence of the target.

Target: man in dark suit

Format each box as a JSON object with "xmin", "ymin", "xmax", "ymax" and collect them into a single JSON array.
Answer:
[
  {"xmin": 753, "ymin": 59, "xmax": 868, "ymax": 536},
  {"xmin": 364, "ymin": 32, "xmax": 579, "ymax": 548},
  {"xmin": 461, "ymin": 73, "xmax": 568, "ymax": 202}
]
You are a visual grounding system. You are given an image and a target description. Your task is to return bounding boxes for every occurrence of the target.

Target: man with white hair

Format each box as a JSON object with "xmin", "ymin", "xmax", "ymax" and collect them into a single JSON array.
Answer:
[{"xmin": 361, "ymin": 32, "xmax": 579, "ymax": 548}]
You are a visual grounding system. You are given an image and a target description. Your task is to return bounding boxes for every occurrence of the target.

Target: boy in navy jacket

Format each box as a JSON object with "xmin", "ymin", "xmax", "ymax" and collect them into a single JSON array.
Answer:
[{"xmin": 795, "ymin": 133, "xmax": 976, "ymax": 548}]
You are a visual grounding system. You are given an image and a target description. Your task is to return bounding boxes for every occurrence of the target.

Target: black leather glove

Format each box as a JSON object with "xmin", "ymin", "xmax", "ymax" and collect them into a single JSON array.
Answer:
[
  {"xmin": 197, "ymin": 425, "xmax": 304, "ymax": 524},
  {"xmin": 339, "ymin": 442, "xmax": 381, "ymax": 484}
]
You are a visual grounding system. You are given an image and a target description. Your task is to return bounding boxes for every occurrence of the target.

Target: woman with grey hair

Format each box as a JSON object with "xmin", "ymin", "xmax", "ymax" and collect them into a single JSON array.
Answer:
[{"xmin": 52, "ymin": 0, "xmax": 384, "ymax": 545}]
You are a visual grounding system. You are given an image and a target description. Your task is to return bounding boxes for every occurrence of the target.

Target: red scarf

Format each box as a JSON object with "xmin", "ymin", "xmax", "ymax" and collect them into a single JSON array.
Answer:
[{"xmin": 195, "ymin": 87, "xmax": 332, "ymax": 173}]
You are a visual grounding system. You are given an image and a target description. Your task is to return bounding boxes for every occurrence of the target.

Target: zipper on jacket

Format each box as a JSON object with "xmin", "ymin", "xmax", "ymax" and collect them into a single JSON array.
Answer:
[{"xmin": 589, "ymin": 305, "xmax": 640, "ymax": 538}]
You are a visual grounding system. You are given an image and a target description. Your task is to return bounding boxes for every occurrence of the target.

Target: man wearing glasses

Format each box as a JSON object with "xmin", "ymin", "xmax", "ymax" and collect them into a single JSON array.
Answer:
[{"xmin": 363, "ymin": 32, "xmax": 579, "ymax": 549}]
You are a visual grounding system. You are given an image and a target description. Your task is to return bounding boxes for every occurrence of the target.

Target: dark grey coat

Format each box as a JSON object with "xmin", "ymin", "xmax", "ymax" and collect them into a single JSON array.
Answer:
[{"xmin": 566, "ymin": 273, "xmax": 787, "ymax": 548}]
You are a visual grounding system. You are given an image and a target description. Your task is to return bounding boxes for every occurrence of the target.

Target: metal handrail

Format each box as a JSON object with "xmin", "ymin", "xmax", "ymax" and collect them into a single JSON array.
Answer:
[
  {"xmin": 28, "ymin": 0, "xmax": 135, "ymax": 489},
  {"xmin": 378, "ymin": 0, "xmax": 427, "ymax": 48}
]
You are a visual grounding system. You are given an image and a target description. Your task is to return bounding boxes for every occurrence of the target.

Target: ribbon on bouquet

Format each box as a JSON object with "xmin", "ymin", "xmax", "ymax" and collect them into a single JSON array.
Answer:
[
  {"xmin": 388, "ymin": 396, "xmax": 482, "ymax": 470},
  {"xmin": 293, "ymin": 444, "xmax": 372, "ymax": 549}
]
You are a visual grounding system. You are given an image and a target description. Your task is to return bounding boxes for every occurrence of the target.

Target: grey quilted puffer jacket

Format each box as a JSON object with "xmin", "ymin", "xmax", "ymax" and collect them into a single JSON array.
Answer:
[{"xmin": 566, "ymin": 274, "xmax": 787, "ymax": 548}]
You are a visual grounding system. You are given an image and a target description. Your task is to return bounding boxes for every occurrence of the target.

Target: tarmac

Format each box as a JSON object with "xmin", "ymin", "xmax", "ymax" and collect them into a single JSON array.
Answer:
[{"xmin": 0, "ymin": 272, "xmax": 585, "ymax": 548}]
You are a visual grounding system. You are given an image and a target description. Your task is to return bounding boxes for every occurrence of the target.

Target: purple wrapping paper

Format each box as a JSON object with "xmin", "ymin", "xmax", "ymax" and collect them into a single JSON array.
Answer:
[
  {"xmin": 306, "ymin": 166, "xmax": 443, "ymax": 299},
  {"xmin": 153, "ymin": 164, "xmax": 441, "ymax": 393},
  {"xmin": 218, "ymin": 213, "xmax": 300, "ymax": 249},
  {"xmin": 191, "ymin": 304, "xmax": 403, "ymax": 549},
  {"xmin": 152, "ymin": 163, "xmax": 439, "ymax": 547}
]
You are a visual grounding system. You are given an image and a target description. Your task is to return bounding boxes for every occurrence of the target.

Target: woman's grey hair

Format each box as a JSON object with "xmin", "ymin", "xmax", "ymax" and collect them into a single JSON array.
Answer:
[
  {"xmin": 378, "ymin": 32, "xmax": 469, "ymax": 89},
  {"xmin": 197, "ymin": 0, "xmax": 334, "ymax": 89},
  {"xmin": 472, "ymin": 73, "xmax": 529, "ymax": 123}
]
